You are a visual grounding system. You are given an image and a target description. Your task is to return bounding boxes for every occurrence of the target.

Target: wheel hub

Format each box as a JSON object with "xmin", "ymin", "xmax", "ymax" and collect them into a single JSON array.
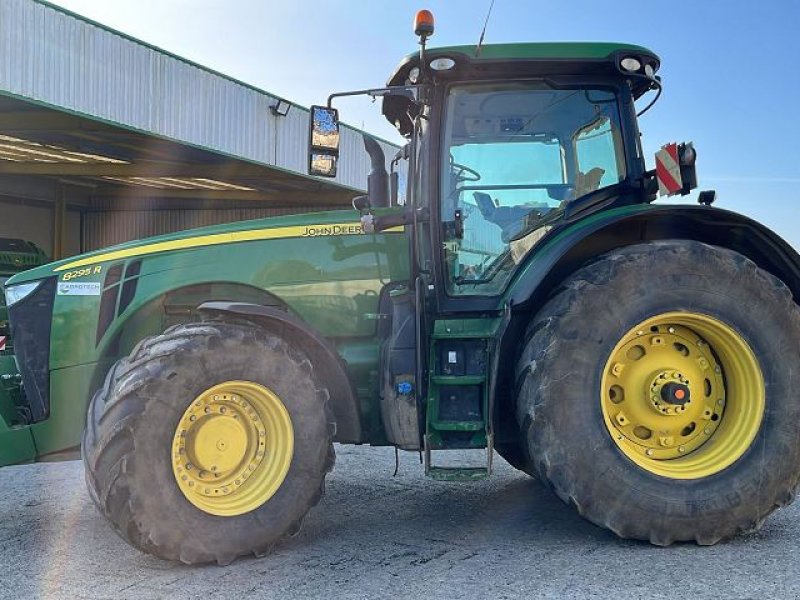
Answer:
[
  {"xmin": 649, "ymin": 372, "xmax": 691, "ymax": 415},
  {"xmin": 600, "ymin": 313, "xmax": 764, "ymax": 478},
  {"xmin": 171, "ymin": 381, "xmax": 293, "ymax": 516}
]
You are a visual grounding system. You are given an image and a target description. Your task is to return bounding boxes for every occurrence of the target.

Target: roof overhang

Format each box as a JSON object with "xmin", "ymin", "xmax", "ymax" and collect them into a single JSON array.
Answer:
[{"xmin": 0, "ymin": 93, "xmax": 359, "ymax": 211}]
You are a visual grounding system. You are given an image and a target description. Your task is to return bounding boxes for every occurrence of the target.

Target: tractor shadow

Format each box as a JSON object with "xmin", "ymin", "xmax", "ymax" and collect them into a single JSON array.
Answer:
[{"xmin": 283, "ymin": 446, "xmax": 623, "ymax": 556}]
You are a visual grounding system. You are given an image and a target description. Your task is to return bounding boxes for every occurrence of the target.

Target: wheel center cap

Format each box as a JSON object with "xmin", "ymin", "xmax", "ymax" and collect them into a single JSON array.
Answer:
[
  {"xmin": 661, "ymin": 382, "xmax": 690, "ymax": 405},
  {"xmin": 191, "ymin": 416, "xmax": 248, "ymax": 472}
]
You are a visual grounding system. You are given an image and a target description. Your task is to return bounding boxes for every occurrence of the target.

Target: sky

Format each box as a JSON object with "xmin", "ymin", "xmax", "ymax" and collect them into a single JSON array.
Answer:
[{"xmin": 46, "ymin": 0, "xmax": 800, "ymax": 247}]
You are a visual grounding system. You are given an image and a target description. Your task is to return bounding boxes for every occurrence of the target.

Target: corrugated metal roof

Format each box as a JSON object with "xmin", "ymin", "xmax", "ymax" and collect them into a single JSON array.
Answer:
[{"xmin": 0, "ymin": 0, "xmax": 400, "ymax": 192}]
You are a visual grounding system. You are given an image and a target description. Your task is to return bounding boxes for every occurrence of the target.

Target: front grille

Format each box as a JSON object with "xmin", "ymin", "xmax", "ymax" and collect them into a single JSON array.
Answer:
[{"xmin": 8, "ymin": 277, "xmax": 56, "ymax": 423}]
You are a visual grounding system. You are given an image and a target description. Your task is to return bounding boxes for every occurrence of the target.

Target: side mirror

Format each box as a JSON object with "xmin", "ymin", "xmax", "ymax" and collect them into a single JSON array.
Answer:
[{"xmin": 308, "ymin": 105, "xmax": 340, "ymax": 178}]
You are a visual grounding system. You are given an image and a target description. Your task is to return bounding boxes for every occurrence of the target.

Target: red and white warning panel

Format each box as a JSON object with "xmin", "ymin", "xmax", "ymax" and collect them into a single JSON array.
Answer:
[
  {"xmin": 0, "ymin": 336, "xmax": 6, "ymax": 352},
  {"xmin": 655, "ymin": 142, "xmax": 683, "ymax": 196}
]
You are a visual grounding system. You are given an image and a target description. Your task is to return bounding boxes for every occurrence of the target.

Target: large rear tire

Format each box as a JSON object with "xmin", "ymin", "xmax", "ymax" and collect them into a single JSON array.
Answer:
[
  {"xmin": 82, "ymin": 321, "xmax": 335, "ymax": 564},
  {"xmin": 516, "ymin": 240, "xmax": 800, "ymax": 544}
]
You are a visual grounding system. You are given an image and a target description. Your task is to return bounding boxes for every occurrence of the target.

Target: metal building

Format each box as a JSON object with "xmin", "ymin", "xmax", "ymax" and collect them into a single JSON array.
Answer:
[{"xmin": 0, "ymin": 0, "xmax": 400, "ymax": 259}]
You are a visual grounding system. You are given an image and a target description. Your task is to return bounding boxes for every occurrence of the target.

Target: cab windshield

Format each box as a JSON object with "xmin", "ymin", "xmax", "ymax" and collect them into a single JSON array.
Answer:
[{"xmin": 440, "ymin": 82, "xmax": 627, "ymax": 295}]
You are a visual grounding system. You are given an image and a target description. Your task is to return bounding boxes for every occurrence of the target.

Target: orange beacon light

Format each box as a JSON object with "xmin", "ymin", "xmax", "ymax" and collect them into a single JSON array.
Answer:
[{"xmin": 414, "ymin": 10, "xmax": 434, "ymax": 39}]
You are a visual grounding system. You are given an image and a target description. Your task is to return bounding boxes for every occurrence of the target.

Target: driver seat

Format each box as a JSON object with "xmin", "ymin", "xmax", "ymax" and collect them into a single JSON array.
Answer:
[{"xmin": 473, "ymin": 192, "xmax": 534, "ymax": 242}]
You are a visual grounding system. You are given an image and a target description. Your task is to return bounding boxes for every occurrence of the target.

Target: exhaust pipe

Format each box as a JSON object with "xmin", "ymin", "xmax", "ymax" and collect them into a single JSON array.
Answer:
[{"xmin": 363, "ymin": 135, "xmax": 389, "ymax": 208}]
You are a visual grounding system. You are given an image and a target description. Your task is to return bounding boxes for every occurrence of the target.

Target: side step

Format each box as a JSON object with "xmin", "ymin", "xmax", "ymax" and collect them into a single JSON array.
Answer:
[{"xmin": 424, "ymin": 433, "xmax": 494, "ymax": 481}]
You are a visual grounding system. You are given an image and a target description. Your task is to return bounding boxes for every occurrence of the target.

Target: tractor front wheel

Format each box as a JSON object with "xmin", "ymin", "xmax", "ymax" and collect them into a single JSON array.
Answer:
[
  {"xmin": 82, "ymin": 321, "xmax": 335, "ymax": 564},
  {"xmin": 516, "ymin": 240, "xmax": 800, "ymax": 544}
]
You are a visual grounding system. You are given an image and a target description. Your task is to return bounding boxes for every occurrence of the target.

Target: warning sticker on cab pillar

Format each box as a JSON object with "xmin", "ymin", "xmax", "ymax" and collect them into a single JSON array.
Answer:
[{"xmin": 57, "ymin": 282, "xmax": 102, "ymax": 296}]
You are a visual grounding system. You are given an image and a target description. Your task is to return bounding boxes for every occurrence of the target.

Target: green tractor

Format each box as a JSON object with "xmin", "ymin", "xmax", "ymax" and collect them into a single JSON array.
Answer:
[
  {"xmin": 5, "ymin": 14, "xmax": 800, "ymax": 564},
  {"xmin": 0, "ymin": 238, "xmax": 48, "ymax": 464}
]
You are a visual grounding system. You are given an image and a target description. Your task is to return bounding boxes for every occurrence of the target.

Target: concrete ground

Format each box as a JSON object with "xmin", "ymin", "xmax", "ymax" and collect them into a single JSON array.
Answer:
[{"xmin": 1, "ymin": 445, "xmax": 798, "ymax": 600}]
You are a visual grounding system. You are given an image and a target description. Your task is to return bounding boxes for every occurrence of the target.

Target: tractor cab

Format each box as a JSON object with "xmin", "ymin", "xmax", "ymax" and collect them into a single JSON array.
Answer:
[
  {"xmin": 308, "ymin": 15, "xmax": 674, "ymax": 308},
  {"xmin": 308, "ymin": 13, "xmax": 686, "ymax": 478}
]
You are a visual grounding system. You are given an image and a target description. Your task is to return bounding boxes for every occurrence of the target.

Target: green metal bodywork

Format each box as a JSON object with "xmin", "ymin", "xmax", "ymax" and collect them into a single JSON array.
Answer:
[
  {"xmin": 0, "ymin": 198, "xmax": 661, "ymax": 465},
  {"xmin": 4, "ymin": 210, "xmax": 410, "ymax": 462}
]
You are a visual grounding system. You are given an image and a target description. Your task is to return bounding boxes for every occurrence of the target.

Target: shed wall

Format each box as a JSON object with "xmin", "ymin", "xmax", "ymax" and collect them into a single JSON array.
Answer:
[{"xmin": 0, "ymin": 0, "xmax": 400, "ymax": 191}]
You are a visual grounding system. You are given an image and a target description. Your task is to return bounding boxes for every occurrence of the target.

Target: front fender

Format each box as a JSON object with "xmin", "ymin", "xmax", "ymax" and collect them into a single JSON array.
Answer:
[{"xmin": 197, "ymin": 301, "xmax": 362, "ymax": 443}]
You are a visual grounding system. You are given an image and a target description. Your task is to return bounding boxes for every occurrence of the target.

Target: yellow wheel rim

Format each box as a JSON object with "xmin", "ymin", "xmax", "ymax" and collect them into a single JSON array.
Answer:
[
  {"xmin": 601, "ymin": 312, "xmax": 764, "ymax": 479},
  {"xmin": 171, "ymin": 381, "xmax": 294, "ymax": 516}
]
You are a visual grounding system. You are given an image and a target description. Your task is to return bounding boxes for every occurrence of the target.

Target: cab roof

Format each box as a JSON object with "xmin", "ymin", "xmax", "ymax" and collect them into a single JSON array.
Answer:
[
  {"xmin": 384, "ymin": 42, "xmax": 660, "ymax": 135},
  {"xmin": 421, "ymin": 42, "xmax": 655, "ymax": 62},
  {"xmin": 388, "ymin": 41, "xmax": 659, "ymax": 85}
]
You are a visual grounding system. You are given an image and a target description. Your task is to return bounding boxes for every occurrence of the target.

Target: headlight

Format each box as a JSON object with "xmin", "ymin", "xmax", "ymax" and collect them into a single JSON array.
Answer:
[
  {"xmin": 620, "ymin": 56, "xmax": 642, "ymax": 72},
  {"xmin": 5, "ymin": 281, "xmax": 43, "ymax": 307}
]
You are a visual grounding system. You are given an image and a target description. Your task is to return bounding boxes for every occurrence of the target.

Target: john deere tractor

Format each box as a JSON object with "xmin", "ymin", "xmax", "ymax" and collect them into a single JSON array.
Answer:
[
  {"xmin": 5, "ymin": 13, "xmax": 800, "ymax": 564},
  {"xmin": 0, "ymin": 238, "xmax": 47, "ymax": 465}
]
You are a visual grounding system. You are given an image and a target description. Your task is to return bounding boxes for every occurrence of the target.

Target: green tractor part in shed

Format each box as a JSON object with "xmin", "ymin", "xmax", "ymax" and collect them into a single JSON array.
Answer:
[
  {"xmin": 0, "ymin": 238, "xmax": 48, "ymax": 465},
  {"xmin": 6, "ymin": 12, "xmax": 800, "ymax": 564}
]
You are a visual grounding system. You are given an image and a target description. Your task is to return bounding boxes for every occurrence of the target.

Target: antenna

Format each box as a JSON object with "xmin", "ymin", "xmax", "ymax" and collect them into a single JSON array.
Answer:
[{"xmin": 475, "ymin": 0, "xmax": 496, "ymax": 57}]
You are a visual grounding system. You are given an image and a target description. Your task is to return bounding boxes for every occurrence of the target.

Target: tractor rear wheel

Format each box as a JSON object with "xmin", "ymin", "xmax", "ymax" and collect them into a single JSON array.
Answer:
[
  {"xmin": 82, "ymin": 321, "xmax": 335, "ymax": 564},
  {"xmin": 516, "ymin": 240, "xmax": 800, "ymax": 544}
]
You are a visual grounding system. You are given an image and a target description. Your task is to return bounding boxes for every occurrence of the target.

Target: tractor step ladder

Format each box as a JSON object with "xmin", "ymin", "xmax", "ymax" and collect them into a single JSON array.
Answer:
[
  {"xmin": 423, "ymin": 318, "xmax": 500, "ymax": 482},
  {"xmin": 424, "ymin": 432, "xmax": 493, "ymax": 481},
  {"xmin": 424, "ymin": 372, "xmax": 493, "ymax": 481}
]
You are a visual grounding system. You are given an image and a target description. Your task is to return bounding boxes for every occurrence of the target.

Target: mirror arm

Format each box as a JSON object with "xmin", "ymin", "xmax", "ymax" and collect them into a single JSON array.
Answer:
[{"xmin": 327, "ymin": 86, "xmax": 420, "ymax": 108}]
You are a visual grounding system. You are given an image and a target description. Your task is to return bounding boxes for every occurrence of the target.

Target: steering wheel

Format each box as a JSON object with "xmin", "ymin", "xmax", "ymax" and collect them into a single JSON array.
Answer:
[{"xmin": 451, "ymin": 161, "xmax": 481, "ymax": 182}]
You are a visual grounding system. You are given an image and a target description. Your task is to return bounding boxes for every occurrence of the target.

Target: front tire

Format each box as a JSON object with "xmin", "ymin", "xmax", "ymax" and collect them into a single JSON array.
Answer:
[
  {"xmin": 516, "ymin": 240, "xmax": 800, "ymax": 544},
  {"xmin": 82, "ymin": 321, "xmax": 335, "ymax": 564}
]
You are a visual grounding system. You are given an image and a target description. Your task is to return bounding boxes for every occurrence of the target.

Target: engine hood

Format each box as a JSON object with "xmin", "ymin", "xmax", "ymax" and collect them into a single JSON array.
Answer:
[{"xmin": 6, "ymin": 208, "xmax": 378, "ymax": 286}]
